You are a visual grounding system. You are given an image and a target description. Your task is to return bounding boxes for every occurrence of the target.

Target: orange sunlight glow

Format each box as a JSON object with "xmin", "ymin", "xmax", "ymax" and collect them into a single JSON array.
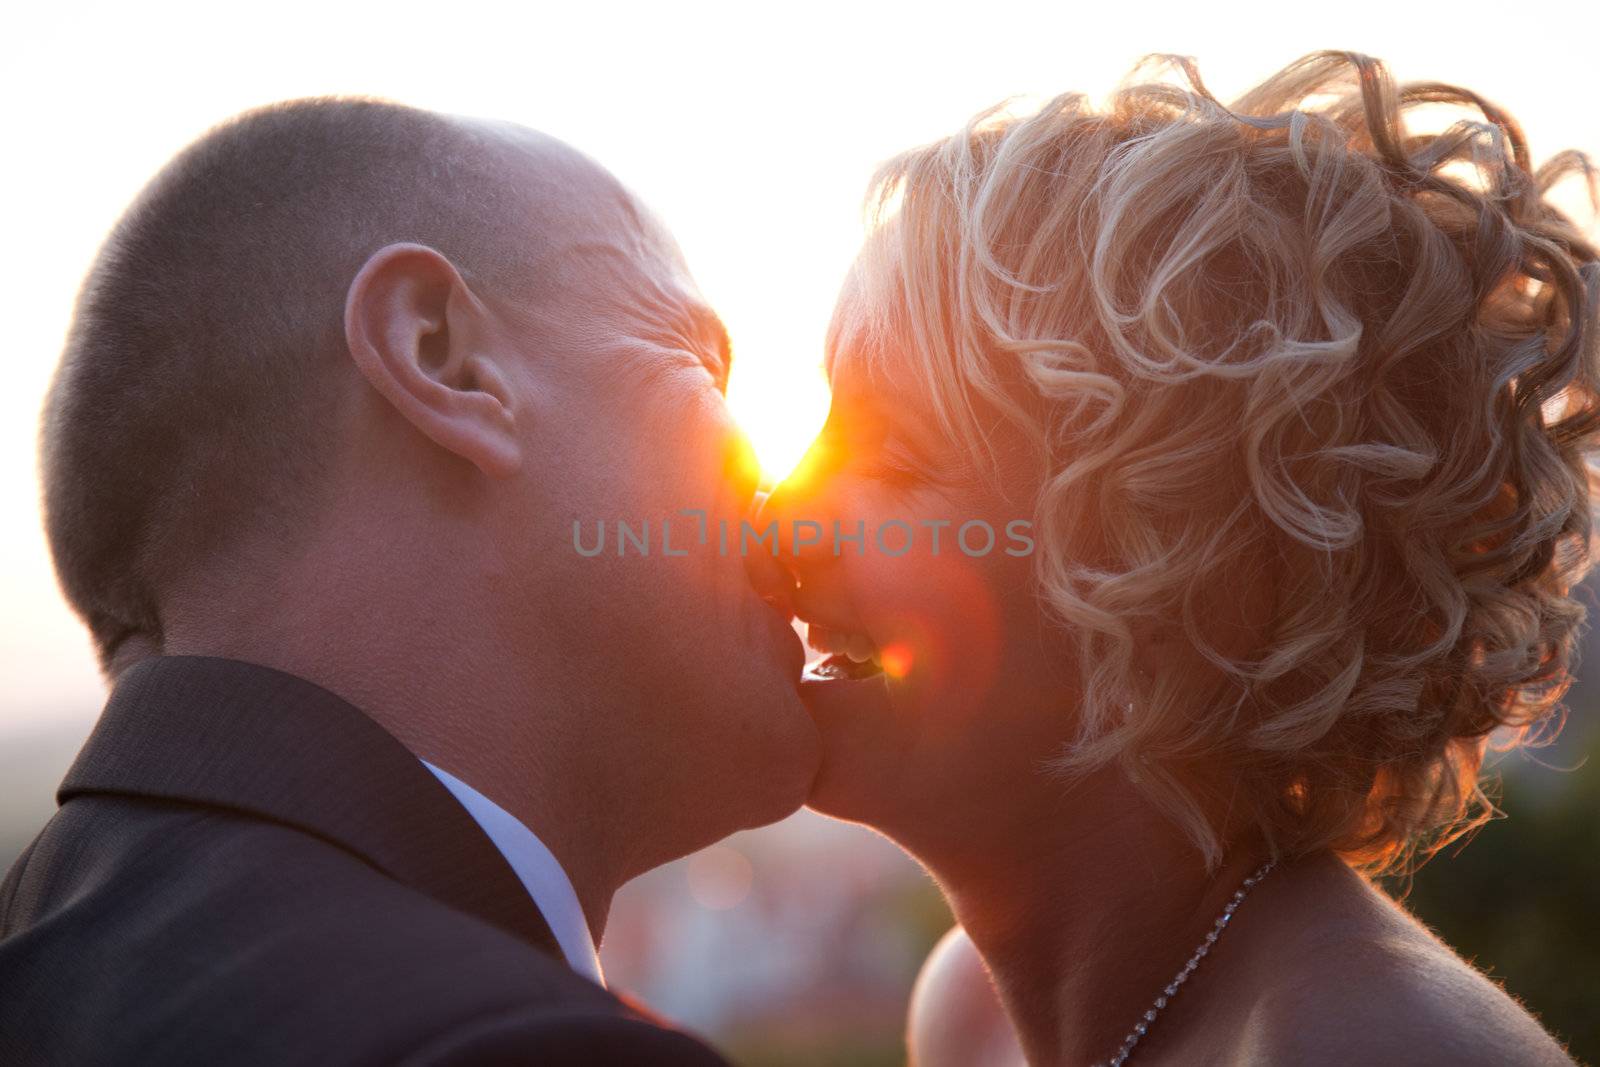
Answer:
[{"xmin": 726, "ymin": 359, "xmax": 832, "ymax": 486}]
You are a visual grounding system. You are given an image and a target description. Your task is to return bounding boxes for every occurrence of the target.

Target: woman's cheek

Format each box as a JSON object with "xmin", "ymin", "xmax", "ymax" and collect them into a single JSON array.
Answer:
[{"xmin": 844, "ymin": 494, "xmax": 1008, "ymax": 720}]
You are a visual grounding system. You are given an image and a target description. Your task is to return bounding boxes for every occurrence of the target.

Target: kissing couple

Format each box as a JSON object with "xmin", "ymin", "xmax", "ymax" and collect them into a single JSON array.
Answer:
[{"xmin": 1, "ymin": 51, "xmax": 1590, "ymax": 1066}]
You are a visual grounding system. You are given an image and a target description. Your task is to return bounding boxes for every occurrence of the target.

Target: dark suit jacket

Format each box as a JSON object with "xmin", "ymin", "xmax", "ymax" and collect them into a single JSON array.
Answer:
[{"xmin": 0, "ymin": 655, "xmax": 731, "ymax": 1066}]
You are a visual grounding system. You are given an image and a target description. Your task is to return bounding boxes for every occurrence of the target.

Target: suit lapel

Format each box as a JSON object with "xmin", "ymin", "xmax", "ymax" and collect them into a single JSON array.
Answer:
[{"xmin": 59, "ymin": 654, "xmax": 565, "ymax": 963}]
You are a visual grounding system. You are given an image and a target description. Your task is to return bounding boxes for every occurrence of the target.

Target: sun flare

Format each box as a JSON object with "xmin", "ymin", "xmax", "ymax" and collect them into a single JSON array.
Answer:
[{"xmin": 726, "ymin": 358, "xmax": 832, "ymax": 487}]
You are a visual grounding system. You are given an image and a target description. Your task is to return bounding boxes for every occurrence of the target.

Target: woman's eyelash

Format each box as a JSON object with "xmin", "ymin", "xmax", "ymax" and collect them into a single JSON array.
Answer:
[
  {"xmin": 861, "ymin": 440, "xmax": 929, "ymax": 483},
  {"xmin": 816, "ymin": 416, "xmax": 941, "ymax": 485}
]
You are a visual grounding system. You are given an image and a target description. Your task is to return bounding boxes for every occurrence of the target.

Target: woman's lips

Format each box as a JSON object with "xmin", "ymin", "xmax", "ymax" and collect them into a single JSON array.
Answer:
[
  {"xmin": 759, "ymin": 600, "xmax": 807, "ymax": 684},
  {"xmin": 798, "ymin": 653, "xmax": 894, "ymax": 721},
  {"xmin": 805, "ymin": 653, "xmax": 884, "ymax": 681},
  {"xmin": 803, "ymin": 621, "xmax": 881, "ymax": 669}
]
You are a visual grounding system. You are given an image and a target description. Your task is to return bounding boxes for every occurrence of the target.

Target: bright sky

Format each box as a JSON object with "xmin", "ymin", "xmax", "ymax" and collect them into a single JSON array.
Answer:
[{"xmin": 3, "ymin": 0, "xmax": 1596, "ymax": 731}]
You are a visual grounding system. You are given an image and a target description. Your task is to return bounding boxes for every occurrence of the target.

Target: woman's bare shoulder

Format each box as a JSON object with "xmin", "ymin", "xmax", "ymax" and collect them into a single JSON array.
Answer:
[
  {"xmin": 904, "ymin": 857, "xmax": 1575, "ymax": 1067},
  {"xmin": 1241, "ymin": 861, "xmax": 1574, "ymax": 1066},
  {"xmin": 907, "ymin": 925, "xmax": 1027, "ymax": 1067}
]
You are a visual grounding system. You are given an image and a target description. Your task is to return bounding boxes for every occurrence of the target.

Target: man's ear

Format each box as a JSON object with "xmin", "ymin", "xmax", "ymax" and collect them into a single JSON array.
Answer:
[{"xmin": 343, "ymin": 242, "xmax": 522, "ymax": 479}]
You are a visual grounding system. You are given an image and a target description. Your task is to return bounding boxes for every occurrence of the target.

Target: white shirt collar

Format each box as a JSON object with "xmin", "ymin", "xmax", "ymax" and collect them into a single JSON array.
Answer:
[{"xmin": 421, "ymin": 760, "xmax": 604, "ymax": 986}]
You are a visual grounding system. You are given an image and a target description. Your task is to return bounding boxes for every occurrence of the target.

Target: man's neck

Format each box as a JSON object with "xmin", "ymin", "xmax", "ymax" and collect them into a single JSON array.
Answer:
[
  {"xmin": 159, "ymin": 545, "xmax": 623, "ymax": 943},
  {"xmin": 387, "ymin": 709, "xmax": 616, "ymax": 942}
]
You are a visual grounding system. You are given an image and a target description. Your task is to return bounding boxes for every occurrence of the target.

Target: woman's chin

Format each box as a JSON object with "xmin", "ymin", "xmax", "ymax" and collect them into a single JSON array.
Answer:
[{"xmin": 798, "ymin": 662, "xmax": 923, "ymax": 828}]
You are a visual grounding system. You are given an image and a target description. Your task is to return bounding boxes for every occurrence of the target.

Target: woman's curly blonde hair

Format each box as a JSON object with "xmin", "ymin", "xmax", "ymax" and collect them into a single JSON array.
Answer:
[{"xmin": 838, "ymin": 51, "xmax": 1600, "ymax": 874}]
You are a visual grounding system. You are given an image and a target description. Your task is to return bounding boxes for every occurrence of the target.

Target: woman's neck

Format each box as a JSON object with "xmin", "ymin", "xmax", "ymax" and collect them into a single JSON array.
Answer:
[{"xmin": 894, "ymin": 769, "xmax": 1273, "ymax": 1065}]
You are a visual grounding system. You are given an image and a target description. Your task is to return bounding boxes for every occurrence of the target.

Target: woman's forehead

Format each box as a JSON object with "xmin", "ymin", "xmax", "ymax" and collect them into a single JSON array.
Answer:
[{"xmin": 824, "ymin": 239, "xmax": 908, "ymax": 383}]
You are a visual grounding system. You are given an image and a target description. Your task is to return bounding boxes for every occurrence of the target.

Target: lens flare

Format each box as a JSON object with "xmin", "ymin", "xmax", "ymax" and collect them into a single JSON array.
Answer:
[{"xmin": 879, "ymin": 641, "xmax": 914, "ymax": 680}]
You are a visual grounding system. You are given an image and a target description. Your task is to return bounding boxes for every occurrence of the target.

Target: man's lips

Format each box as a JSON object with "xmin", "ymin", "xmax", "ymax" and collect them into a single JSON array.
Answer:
[{"xmin": 761, "ymin": 598, "xmax": 807, "ymax": 684}]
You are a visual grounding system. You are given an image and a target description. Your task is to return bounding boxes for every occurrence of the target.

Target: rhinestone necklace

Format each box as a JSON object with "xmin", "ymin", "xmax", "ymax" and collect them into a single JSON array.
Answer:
[{"xmin": 1091, "ymin": 860, "xmax": 1276, "ymax": 1067}]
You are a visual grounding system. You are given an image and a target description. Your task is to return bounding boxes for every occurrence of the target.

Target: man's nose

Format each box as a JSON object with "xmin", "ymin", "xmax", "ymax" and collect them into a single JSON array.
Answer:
[
  {"xmin": 757, "ymin": 466, "xmax": 838, "ymax": 578},
  {"xmin": 724, "ymin": 428, "xmax": 763, "ymax": 519},
  {"xmin": 742, "ymin": 490, "xmax": 798, "ymax": 614}
]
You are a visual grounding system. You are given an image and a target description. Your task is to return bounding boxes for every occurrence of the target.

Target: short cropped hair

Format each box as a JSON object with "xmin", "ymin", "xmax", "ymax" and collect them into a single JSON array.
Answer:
[
  {"xmin": 835, "ymin": 51, "xmax": 1600, "ymax": 873},
  {"xmin": 42, "ymin": 98, "xmax": 541, "ymax": 675}
]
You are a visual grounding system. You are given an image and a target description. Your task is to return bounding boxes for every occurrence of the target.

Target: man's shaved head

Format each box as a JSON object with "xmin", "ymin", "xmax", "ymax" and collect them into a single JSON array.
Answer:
[
  {"xmin": 42, "ymin": 91, "xmax": 822, "ymax": 885},
  {"xmin": 41, "ymin": 98, "xmax": 620, "ymax": 672}
]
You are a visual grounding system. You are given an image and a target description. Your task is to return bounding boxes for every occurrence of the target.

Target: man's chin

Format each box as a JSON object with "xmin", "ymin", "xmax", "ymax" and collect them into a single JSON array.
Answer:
[{"xmin": 726, "ymin": 683, "xmax": 823, "ymax": 828}]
